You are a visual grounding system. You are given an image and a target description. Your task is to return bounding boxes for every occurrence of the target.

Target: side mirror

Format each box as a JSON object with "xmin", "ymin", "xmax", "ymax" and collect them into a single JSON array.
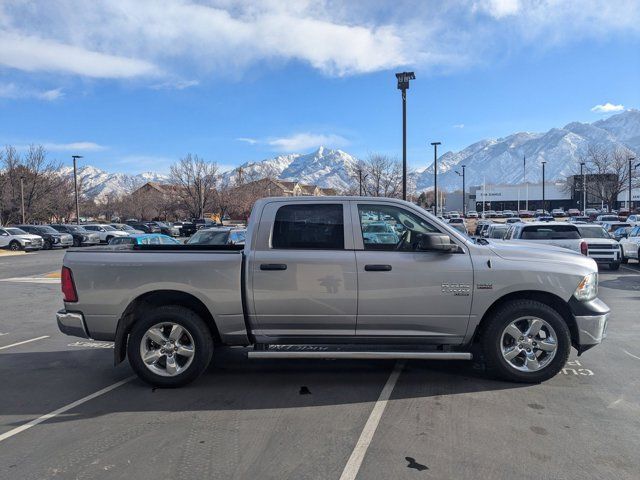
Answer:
[{"xmin": 416, "ymin": 233, "xmax": 458, "ymax": 253}]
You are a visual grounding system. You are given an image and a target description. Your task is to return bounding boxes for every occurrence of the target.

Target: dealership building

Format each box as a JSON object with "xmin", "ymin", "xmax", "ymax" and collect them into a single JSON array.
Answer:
[{"xmin": 466, "ymin": 175, "xmax": 640, "ymax": 212}]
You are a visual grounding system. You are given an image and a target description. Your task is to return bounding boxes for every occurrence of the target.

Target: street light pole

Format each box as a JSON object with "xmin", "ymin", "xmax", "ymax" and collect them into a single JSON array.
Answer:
[
  {"xmin": 431, "ymin": 142, "xmax": 441, "ymax": 215},
  {"xmin": 396, "ymin": 72, "xmax": 415, "ymax": 201},
  {"xmin": 580, "ymin": 162, "xmax": 586, "ymax": 214},
  {"xmin": 455, "ymin": 165, "xmax": 466, "ymax": 216},
  {"xmin": 20, "ymin": 175, "xmax": 25, "ymax": 224},
  {"xmin": 72, "ymin": 155, "xmax": 83, "ymax": 225},
  {"xmin": 524, "ymin": 155, "xmax": 528, "ymax": 212},
  {"xmin": 541, "ymin": 161, "xmax": 547, "ymax": 212},
  {"xmin": 629, "ymin": 156, "xmax": 637, "ymax": 211}
]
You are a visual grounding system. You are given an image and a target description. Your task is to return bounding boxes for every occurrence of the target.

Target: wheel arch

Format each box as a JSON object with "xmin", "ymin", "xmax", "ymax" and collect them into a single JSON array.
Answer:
[
  {"xmin": 472, "ymin": 290, "xmax": 579, "ymax": 348},
  {"xmin": 113, "ymin": 289, "xmax": 221, "ymax": 365}
]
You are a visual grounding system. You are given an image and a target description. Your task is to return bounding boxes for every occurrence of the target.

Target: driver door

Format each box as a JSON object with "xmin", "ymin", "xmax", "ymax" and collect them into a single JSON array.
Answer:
[{"xmin": 352, "ymin": 202, "xmax": 473, "ymax": 340}]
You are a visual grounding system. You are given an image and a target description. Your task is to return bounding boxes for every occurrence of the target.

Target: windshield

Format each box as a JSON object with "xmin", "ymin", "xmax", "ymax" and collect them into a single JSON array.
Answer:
[
  {"xmin": 100, "ymin": 225, "xmax": 117, "ymax": 231},
  {"xmin": 187, "ymin": 230, "xmax": 230, "ymax": 245},
  {"xmin": 37, "ymin": 226, "xmax": 59, "ymax": 234},
  {"xmin": 66, "ymin": 225, "xmax": 87, "ymax": 232},
  {"xmin": 6, "ymin": 228, "xmax": 27, "ymax": 235},
  {"xmin": 577, "ymin": 226, "xmax": 610, "ymax": 239}
]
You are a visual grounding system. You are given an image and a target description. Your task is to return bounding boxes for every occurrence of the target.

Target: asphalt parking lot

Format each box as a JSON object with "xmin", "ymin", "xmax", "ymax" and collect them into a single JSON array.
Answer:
[{"xmin": 0, "ymin": 249, "xmax": 639, "ymax": 479}]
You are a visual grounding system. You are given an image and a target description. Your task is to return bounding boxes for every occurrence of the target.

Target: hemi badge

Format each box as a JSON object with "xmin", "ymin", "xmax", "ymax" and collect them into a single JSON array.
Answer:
[{"xmin": 477, "ymin": 284, "xmax": 493, "ymax": 290}]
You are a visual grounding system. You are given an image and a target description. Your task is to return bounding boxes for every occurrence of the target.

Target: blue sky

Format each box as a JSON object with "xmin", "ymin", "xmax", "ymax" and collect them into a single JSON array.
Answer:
[{"xmin": 1, "ymin": 0, "xmax": 639, "ymax": 174}]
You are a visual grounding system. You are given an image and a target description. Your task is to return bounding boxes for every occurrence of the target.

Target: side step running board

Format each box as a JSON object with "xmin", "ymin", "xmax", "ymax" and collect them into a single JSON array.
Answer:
[{"xmin": 248, "ymin": 351, "xmax": 472, "ymax": 360}]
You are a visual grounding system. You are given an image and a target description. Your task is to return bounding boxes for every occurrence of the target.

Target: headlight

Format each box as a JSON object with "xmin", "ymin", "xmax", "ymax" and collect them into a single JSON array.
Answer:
[
  {"xmin": 82, "ymin": 235, "xmax": 88, "ymax": 241},
  {"xmin": 574, "ymin": 272, "xmax": 598, "ymax": 301},
  {"xmin": 53, "ymin": 237, "xmax": 60, "ymax": 243}
]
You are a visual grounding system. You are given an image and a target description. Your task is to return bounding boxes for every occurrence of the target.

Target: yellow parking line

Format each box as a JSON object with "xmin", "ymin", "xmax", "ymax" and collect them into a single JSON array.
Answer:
[
  {"xmin": 0, "ymin": 250, "xmax": 26, "ymax": 257},
  {"xmin": 44, "ymin": 271, "xmax": 61, "ymax": 278}
]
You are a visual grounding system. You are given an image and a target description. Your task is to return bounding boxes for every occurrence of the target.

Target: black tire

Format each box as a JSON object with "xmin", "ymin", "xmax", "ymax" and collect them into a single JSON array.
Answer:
[
  {"xmin": 127, "ymin": 305, "xmax": 213, "ymax": 387},
  {"xmin": 609, "ymin": 261, "xmax": 620, "ymax": 271},
  {"xmin": 105, "ymin": 236, "xmax": 113, "ymax": 244},
  {"xmin": 44, "ymin": 239, "xmax": 52, "ymax": 250},
  {"xmin": 481, "ymin": 300, "xmax": 571, "ymax": 383},
  {"xmin": 621, "ymin": 253, "xmax": 628, "ymax": 264},
  {"xmin": 73, "ymin": 237, "xmax": 81, "ymax": 247},
  {"xmin": 9, "ymin": 240, "xmax": 21, "ymax": 251}
]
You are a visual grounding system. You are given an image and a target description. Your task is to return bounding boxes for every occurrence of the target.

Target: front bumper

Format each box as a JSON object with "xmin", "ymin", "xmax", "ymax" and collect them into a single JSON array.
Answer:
[
  {"xmin": 568, "ymin": 297, "xmax": 610, "ymax": 354},
  {"xmin": 56, "ymin": 310, "xmax": 90, "ymax": 339}
]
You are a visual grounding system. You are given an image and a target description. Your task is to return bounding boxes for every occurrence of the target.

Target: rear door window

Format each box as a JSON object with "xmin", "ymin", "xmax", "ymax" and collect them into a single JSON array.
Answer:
[{"xmin": 272, "ymin": 204, "xmax": 344, "ymax": 250}]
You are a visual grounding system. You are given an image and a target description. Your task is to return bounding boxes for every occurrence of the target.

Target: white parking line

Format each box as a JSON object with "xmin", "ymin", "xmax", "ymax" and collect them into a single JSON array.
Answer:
[
  {"xmin": 0, "ymin": 376, "xmax": 135, "ymax": 443},
  {"xmin": 0, "ymin": 277, "xmax": 60, "ymax": 284},
  {"xmin": 339, "ymin": 360, "xmax": 405, "ymax": 480},
  {"xmin": 0, "ymin": 336, "xmax": 49, "ymax": 351},
  {"xmin": 622, "ymin": 349, "xmax": 640, "ymax": 361},
  {"xmin": 621, "ymin": 265, "xmax": 639, "ymax": 274}
]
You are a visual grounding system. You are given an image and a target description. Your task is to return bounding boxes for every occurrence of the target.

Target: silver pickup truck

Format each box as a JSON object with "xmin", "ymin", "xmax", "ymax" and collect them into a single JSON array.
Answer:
[{"xmin": 57, "ymin": 197, "xmax": 609, "ymax": 387}]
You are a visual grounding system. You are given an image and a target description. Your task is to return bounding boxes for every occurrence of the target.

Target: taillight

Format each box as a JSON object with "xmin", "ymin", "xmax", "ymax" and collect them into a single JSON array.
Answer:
[
  {"xmin": 61, "ymin": 266, "xmax": 78, "ymax": 302},
  {"xmin": 580, "ymin": 241, "xmax": 588, "ymax": 256}
]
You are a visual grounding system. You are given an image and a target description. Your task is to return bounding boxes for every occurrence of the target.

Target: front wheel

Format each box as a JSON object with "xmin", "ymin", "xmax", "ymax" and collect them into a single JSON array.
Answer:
[
  {"xmin": 127, "ymin": 306, "xmax": 214, "ymax": 387},
  {"xmin": 9, "ymin": 240, "xmax": 22, "ymax": 251},
  {"xmin": 73, "ymin": 237, "xmax": 81, "ymax": 247},
  {"xmin": 609, "ymin": 261, "xmax": 620, "ymax": 271},
  {"xmin": 481, "ymin": 300, "xmax": 571, "ymax": 383}
]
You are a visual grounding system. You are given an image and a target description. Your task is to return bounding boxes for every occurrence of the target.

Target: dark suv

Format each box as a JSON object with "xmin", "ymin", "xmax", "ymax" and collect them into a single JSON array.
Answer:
[
  {"xmin": 126, "ymin": 222, "xmax": 161, "ymax": 234},
  {"xmin": 15, "ymin": 225, "xmax": 73, "ymax": 249},
  {"xmin": 50, "ymin": 224, "xmax": 101, "ymax": 247}
]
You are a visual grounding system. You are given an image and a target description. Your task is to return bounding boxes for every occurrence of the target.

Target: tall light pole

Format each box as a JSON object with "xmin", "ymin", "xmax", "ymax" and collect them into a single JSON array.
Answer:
[
  {"xmin": 72, "ymin": 155, "xmax": 83, "ymax": 225},
  {"xmin": 523, "ymin": 155, "xmax": 528, "ymax": 211},
  {"xmin": 455, "ymin": 165, "xmax": 466, "ymax": 216},
  {"xmin": 431, "ymin": 141, "xmax": 441, "ymax": 215},
  {"xmin": 20, "ymin": 175, "xmax": 26, "ymax": 224},
  {"xmin": 629, "ymin": 156, "xmax": 638, "ymax": 211},
  {"xmin": 541, "ymin": 160, "xmax": 547, "ymax": 212},
  {"xmin": 580, "ymin": 162, "xmax": 586, "ymax": 214},
  {"xmin": 396, "ymin": 72, "xmax": 415, "ymax": 201}
]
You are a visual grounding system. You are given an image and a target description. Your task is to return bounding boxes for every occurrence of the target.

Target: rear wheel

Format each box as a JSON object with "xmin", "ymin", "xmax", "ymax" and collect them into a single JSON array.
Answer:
[
  {"xmin": 127, "ymin": 306, "xmax": 213, "ymax": 387},
  {"xmin": 609, "ymin": 261, "xmax": 620, "ymax": 271},
  {"xmin": 9, "ymin": 240, "xmax": 21, "ymax": 251},
  {"xmin": 481, "ymin": 300, "xmax": 570, "ymax": 383},
  {"xmin": 43, "ymin": 239, "xmax": 52, "ymax": 250},
  {"xmin": 73, "ymin": 237, "xmax": 81, "ymax": 247},
  {"xmin": 105, "ymin": 235, "xmax": 113, "ymax": 244}
]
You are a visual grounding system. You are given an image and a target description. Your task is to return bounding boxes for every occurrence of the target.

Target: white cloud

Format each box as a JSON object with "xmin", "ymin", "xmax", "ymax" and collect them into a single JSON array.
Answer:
[
  {"xmin": 591, "ymin": 102, "xmax": 625, "ymax": 113},
  {"xmin": 475, "ymin": 0, "xmax": 521, "ymax": 18},
  {"xmin": 268, "ymin": 133, "xmax": 349, "ymax": 152},
  {"xmin": 0, "ymin": 82, "xmax": 63, "ymax": 101},
  {"xmin": 236, "ymin": 137, "xmax": 258, "ymax": 145},
  {"xmin": 453, "ymin": 123, "xmax": 465, "ymax": 129},
  {"xmin": 43, "ymin": 142, "xmax": 107, "ymax": 152},
  {"xmin": 0, "ymin": 32, "xmax": 158, "ymax": 78},
  {"xmin": 150, "ymin": 79, "xmax": 199, "ymax": 90}
]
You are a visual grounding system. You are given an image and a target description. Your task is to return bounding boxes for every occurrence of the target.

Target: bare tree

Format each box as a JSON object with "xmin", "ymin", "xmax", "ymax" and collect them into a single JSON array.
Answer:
[
  {"xmin": 169, "ymin": 154, "xmax": 218, "ymax": 219},
  {"xmin": 347, "ymin": 154, "xmax": 403, "ymax": 198}
]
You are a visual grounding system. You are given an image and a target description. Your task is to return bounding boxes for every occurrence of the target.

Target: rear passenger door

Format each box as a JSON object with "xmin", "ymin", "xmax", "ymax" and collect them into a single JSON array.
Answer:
[{"xmin": 250, "ymin": 201, "xmax": 358, "ymax": 338}]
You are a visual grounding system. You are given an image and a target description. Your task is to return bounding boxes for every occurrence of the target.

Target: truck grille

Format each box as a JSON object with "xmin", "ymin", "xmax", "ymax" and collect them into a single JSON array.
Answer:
[{"xmin": 587, "ymin": 243, "xmax": 614, "ymax": 250}]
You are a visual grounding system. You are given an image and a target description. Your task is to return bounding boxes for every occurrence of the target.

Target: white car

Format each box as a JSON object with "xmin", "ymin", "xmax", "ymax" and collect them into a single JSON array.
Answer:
[
  {"xmin": 466, "ymin": 211, "xmax": 478, "ymax": 219},
  {"xmin": 0, "ymin": 226, "xmax": 44, "ymax": 251},
  {"xmin": 576, "ymin": 224, "xmax": 622, "ymax": 270},
  {"xmin": 83, "ymin": 224, "xmax": 130, "ymax": 243},
  {"xmin": 626, "ymin": 214, "xmax": 640, "ymax": 227},
  {"xmin": 620, "ymin": 225, "xmax": 640, "ymax": 263}
]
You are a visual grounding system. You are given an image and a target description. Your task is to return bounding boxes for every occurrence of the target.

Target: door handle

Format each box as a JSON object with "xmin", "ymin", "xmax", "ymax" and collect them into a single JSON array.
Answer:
[
  {"xmin": 260, "ymin": 263, "xmax": 287, "ymax": 271},
  {"xmin": 364, "ymin": 264, "xmax": 392, "ymax": 272}
]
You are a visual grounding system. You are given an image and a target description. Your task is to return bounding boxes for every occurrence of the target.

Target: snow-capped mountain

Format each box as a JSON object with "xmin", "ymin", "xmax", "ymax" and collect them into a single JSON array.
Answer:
[
  {"xmin": 65, "ymin": 109, "xmax": 639, "ymax": 201},
  {"xmin": 58, "ymin": 165, "xmax": 168, "ymax": 201},
  {"xmin": 417, "ymin": 109, "xmax": 640, "ymax": 191},
  {"xmin": 221, "ymin": 146, "xmax": 357, "ymax": 191}
]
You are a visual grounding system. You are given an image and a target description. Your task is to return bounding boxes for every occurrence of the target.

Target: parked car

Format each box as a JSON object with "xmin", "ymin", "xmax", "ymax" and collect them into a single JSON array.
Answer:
[
  {"xmin": 595, "ymin": 215, "xmax": 620, "ymax": 225},
  {"xmin": 620, "ymin": 226, "xmax": 640, "ymax": 263},
  {"xmin": 174, "ymin": 221, "xmax": 198, "ymax": 236},
  {"xmin": 534, "ymin": 209, "xmax": 549, "ymax": 217},
  {"xmin": 568, "ymin": 216, "xmax": 590, "ymax": 224},
  {"xmin": 626, "ymin": 214, "xmax": 640, "ymax": 226},
  {"xmin": 50, "ymin": 224, "xmax": 101, "ymax": 247},
  {"xmin": 617, "ymin": 208, "xmax": 630, "ymax": 218},
  {"xmin": 485, "ymin": 224, "xmax": 508, "ymax": 239},
  {"xmin": 447, "ymin": 218, "xmax": 465, "ymax": 225},
  {"xmin": 15, "ymin": 224, "xmax": 73, "ymax": 249},
  {"xmin": 57, "ymin": 196, "xmax": 608, "ymax": 387},
  {"xmin": 110, "ymin": 223, "xmax": 145, "ymax": 235},
  {"xmin": 0, "ymin": 227, "xmax": 44, "ymax": 251},
  {"xmin": 482, "ymin": 210, "xmax": 497, "ymax": 218},
  {"xmin": 576, "ymin": 224, "xmax": 622, "ymax": 270},
  {"xmin": 551, "ymin": 209, "xmax": 565, "ymax": 218},
  {"xmin": 567, "ymin": 209, "xmax": 581, "ymax": 217},
  {"xmin": 475, "ymin": 221, "xmax": 492, "ymax": 237},
  {"xmin": 83, "ymin": 224, "xmax": 130, "ymax": 243},
  {"xmin": 126, "ymin": 222, "xmax": 161, "ymax": 234},
  {"xmin": 147, "ymin": 221, "xmax": 181, "ymax": 237},
  {"xmin": 448, "ymin": 222, "xmax": 469, "ymax": 236},
  {"xmin": 186, "ymin": 227, "xmax": 247, "ymax": 246},
  {"xmin": 360, "ymin": 221, "xmax": 400, "ymax": 245},
  {"xmin": 194, "ymin": 218, "xmax": 219, "ymax": 230},
  {"xmin": 612, "ymin": 226, "xmax": 632, "ymax": 242},
  {"xmin": 465, "ymin": 210, "xmax": 478, "ymax": 219},
  {"xmin": 505, "ymin": 218, "xmax": 522, "ymax": 224},
  {"xmin": 518, "ymin": 210, "xmax": 533, "ymax": 218},
  {"xmin": 109, "ymin": 234, "xmax": 181, "ymax": 246},
  {"xmin": 502, "ymin": 210, "xmax": 516, "ymax": 218},
  {"xmin": 504, "ymin": 221, "xmax": 586, "ymax": 254},
  {"xmin": 601, "ymin": 222, "xmax": 631, "ymax": 234},
  {"xmin": 534, "ymin": 216, "xmax": 554, "ymax": 222}
]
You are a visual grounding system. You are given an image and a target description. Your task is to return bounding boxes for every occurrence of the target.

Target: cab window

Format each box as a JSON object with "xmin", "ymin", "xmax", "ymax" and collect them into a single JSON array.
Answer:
[
  {"xmin": 357, "ymin": 204, "xmax": 439, "ymax": 251},
  {"xmin": 272, "ymin": 204, "xmax": 344, "ymax": 250}
]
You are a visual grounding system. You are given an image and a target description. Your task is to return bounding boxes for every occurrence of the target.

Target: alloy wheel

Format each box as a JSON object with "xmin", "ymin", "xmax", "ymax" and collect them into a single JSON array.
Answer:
[
  {"xmin": 500, "ymin": 316, "xmax": 558, "ymax": 372},
  {"xmin": 139, "ymin": 322, "xmax": 195, "ymax": 377}
]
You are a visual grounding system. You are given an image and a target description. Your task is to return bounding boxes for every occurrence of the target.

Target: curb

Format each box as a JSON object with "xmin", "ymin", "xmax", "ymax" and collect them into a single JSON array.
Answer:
[{"xmin": 0, "ymin": 250, "xmax": 26, "ymax": 257}]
